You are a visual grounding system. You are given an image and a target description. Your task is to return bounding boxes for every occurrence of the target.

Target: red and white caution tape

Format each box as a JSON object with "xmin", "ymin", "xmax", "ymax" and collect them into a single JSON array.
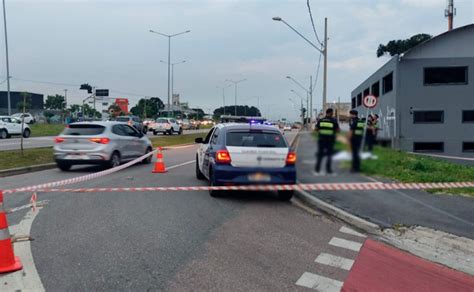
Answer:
[
  {"xmin": 9, "ymin": 181, "xmax": 474, "ymax": 193},
  {"xmin": 3, "ymin": 149, "xmax": 158, "ymax": 194}
]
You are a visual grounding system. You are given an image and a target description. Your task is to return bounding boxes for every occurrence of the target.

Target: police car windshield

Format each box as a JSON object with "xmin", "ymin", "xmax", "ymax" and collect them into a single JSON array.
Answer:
[
  {"xmin": 62, "ymin": 124, "xmax": 105, "ymax": 136},
  {"xmin": 226, "ymin": 131, "xmax": 287, "ymax": 148},
  {"xmin": 114, "ymin": 117, "xmax": 130, "ymax": 122}
]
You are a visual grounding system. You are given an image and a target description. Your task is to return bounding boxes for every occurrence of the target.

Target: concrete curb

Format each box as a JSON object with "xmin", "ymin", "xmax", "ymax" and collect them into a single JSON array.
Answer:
[
  {"xmin": 292, "ymin": 130, "xmax": 381, "ymax": 235},
  {"xmin": 0, "ymin": 163, "xmax": 56, "ymax": 178}
]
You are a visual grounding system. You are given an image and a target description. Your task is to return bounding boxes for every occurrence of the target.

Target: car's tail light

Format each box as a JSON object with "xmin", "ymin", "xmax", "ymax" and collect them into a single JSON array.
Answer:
[
  {"xmin": 89, "ymin": 137, "xmax": 110, "ymax": 144},
  {"xmin": 55, "ymin": 137, "xmax": 65, "ymax": 143},
  {"xmin": 216, "ymin": 150, "xmax": 232, "ymax": 164},
  {"xmin": 286, "ymin": 151, "xmax": 297, "ymax": 165}
]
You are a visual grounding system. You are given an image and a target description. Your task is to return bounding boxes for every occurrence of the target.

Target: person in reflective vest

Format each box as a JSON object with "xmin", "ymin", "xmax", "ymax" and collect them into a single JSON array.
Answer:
[
  {"xmin": 365, "ymin": 115, "xmax": 376, "ymax": 152},
  {"xmin": 349, "ymin": 110, "xmax": 365, "ymax": 172},
  {"xmin": 315, "ymin": 108, "xmax": 340, "ymax": 174}
]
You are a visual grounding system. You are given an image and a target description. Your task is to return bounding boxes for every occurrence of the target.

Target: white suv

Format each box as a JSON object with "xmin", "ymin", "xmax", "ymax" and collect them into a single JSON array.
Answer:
[
  {"xmin": 11, "ymin": 113, "xmax": 35, "ymax": 124},
  {"xmin": 0, "ymin": 116, "xmax": 32, "ymax": 139},
  {"xmin": 150, "ymin": 118, "xmax": 182, "ymax": 135}
]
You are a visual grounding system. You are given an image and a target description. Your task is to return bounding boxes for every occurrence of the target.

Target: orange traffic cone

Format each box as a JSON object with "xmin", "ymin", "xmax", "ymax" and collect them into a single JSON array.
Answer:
[
  {"xmin": 152, "ymin": 148, "xmax": 167, "ymax": 173},
  {"xmin": 0, "ymin": 191, "xmax": 23, "ymax": 273}
]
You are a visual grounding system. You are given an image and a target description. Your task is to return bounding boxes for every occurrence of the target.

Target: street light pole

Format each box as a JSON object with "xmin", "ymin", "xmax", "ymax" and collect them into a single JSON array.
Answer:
[
  {"xmin": 273, "ymin": 16, "xmax": 328, "ymax": 113},
  {"xmin": 150, "ymin": 29, "xmax": 190, "ymax": 117},
  {"xmin": 2, "ymin": 0, "xmax": 11, "ymax": 115},
  {"xmin": 291, "ymin": 89, "xmax": 305, "ymax": 125},
  {"xmin": 217, "ymin": 84, "xmax": 232, "ymax": 116},
  {"xmin": 226, "ymin": 79, "xmax": 246, "ymax": 116}
]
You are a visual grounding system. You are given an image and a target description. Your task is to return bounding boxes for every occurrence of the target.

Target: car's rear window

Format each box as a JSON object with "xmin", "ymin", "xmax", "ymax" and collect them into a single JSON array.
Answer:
[
  {"xmin": 226, "ymin": 131, "xmax": 287, "ymax": 148},
  {"xmin": 157, "ymin": 119, "xmax": 168, "ymax": 123},
  {"xmin": 114, "ymin": 117, "xmax": 130, "ymax": 122},
  {"xmin": 62, "ymin": 124, "xmax": 106, "ymax": 136}
]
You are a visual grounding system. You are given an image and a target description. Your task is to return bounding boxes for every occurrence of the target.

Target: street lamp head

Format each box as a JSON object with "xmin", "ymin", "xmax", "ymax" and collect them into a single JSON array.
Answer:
[
  {"xmin": 149, "ymin": 29, "xmax": 154, "ymax": 33},
  {"xmin": 185, "ymin": 30, "xmax": 191, "ymax": 33},
  {"xmin": 286, "ymin": 76, "xmax": 291, "ymax": 79},
  {"xmin": 272, "ymin": 16, "xmax": 282, "ymax": 21}
]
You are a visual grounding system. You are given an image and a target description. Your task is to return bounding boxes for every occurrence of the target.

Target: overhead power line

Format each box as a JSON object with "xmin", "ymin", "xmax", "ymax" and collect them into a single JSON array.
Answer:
[{"xmin": 307, "ymin": 0, "xmax": 324, "ymax": 46}]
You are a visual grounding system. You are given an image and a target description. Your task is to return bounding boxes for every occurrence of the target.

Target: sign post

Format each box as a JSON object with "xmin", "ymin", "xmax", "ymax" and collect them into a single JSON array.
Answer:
[{"xmin": 360, "ymin": 95, "xmax": 378, "ymax": 153}]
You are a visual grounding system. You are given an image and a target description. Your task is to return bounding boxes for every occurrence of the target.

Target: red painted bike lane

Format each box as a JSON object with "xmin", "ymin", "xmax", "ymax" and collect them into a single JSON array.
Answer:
[{"xmin": 342, "ymin": 239, "xmax": 474, "ymax": 292}]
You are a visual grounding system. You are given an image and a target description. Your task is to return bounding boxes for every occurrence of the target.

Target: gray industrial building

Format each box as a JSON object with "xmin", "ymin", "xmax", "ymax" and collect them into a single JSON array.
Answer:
[{"xmin": 351, "ymin": 24, "xmax": 474, "ymax": 158}]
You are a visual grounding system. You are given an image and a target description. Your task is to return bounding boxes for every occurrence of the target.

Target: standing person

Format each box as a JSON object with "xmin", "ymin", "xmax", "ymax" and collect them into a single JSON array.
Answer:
[
  {"xmin": 365, "ymin": 115, "xmax": 375, "ymax": 152},
  {"xmin": 348, "ymin": 110, "xmax": 364, "ymax": 172},
  {"xmin": 315, "ymin": 108, "xmax": 340, "ymax": 175}
]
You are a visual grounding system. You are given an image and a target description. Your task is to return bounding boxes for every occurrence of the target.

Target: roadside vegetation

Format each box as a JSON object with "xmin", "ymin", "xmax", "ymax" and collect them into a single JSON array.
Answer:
[
  {"xmin": 30, "ymin": 124, "xmax": 65, "ymax": 137},
  {"xmin": 150, "ymin": 133, "xmax": 203, "ymax": 148}
]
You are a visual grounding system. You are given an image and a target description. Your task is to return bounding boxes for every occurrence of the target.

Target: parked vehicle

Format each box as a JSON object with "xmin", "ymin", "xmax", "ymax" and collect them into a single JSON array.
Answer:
[
  {"xmin": 11, "ymin": 113, "xmax": 36, "ymax": 124},
  {"xmin": 110, "ymin": 115, "xmax": 147, "ymax": 134},
  {"xmin": 195, "ymin": 123, "xmax": 296, "ymax": 200},
  {"xmin": 53, "ymin": 122, "xmax": 153, "ymax": 171},
  {"xmin": 150, "ymin": 118, "xmax": 182, "ymax": 135},
  {"xmin": 180, "ymin": 119, "xmax": 199, "ymax": 130},
  {"xmin": 283, "ymin": 123, "xmax": 292, "ymax": 131},
  {"xmin": 0, "ymin": 116, "xmax": 31, "ymax": 139}
]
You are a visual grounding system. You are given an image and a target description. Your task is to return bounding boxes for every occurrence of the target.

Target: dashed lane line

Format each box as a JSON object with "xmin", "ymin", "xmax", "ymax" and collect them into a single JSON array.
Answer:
[
  {"xmin": 295, "ymin": 272, "xmax": 343, "ymax": 292},
  {"xmin": 315, "ymin": 253, "xmax": 355, "ymax": 271},
  {"xmin": 329, "ymin": 237, "xmax": 363, "ymax": 252},
  {"xmin": 339, "ymin": 226, "xmax": 367, "ymax": 238}
]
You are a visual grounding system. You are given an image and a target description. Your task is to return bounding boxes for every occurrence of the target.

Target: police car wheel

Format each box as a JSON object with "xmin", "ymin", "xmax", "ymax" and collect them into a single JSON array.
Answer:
[
  {"xmin": 195, "ymin": 156, "xmax": 205, "ymax": 180},
  {"xmin": 277, "ymin": 190, "xmax": 293, "ymax": 201},
  {"xmin": 209, "ymin": 168, "xmax": 222, "ymax": 198}
]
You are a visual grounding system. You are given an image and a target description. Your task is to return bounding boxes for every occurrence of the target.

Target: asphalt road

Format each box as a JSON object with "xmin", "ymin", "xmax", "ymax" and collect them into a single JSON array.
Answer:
[
  {"xmin": 0, "ymin": 130, "xmax": 368, "ymax": 291},
  {"xmin": 0, "ymin": 129, "xmax": 209, "ymax": 151}
]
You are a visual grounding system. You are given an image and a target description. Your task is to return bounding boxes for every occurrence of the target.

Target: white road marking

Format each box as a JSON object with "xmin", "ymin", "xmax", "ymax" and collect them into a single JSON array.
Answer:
[
  {"xmin": 0, "ymin": 208, "xmax": 45, "ymax": 291},
  {"xmin": 295, "ymin": 272, "xmax": 343, "ymax": 292},
  {"xmin": 329, "ymin": 237, "xmax": 362, "ymax": 252},
  {"xmin": 167, "ymin": 160, "xmax": 195, "ymax": 170},
  {"xmin": 339, "ymin": 226, "xmax": 367, "ymax": 238},
  {"xmin": 315, "ymin": 253, "xmax": 354, "ymax": 271}
]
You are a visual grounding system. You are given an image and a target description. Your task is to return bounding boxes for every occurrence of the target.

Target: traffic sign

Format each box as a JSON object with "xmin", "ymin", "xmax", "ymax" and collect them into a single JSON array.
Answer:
[
  {"xmin": 363, "ymin": 95, "xmax": 377, "ymax": 108},
  {"xmin": 96, "ymin": 89, "xmax": 109, "ymax": 97}
]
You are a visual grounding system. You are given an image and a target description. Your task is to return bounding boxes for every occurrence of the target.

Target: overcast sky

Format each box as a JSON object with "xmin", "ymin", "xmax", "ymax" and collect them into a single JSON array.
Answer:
[{"xmin": 1, "ymin": 0, "xmax": 473, "ymax": 120}]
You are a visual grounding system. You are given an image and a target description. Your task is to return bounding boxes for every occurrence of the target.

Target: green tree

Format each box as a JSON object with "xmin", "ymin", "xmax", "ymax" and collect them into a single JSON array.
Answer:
[
  {"xmin": 83, "ymin": 104, "xmax": 102, "ymax": 118},
  {"xmin": 130, "ymin": 97, "xmax": 165, "ymax": 119},
  {"xmin": 213, "ymin": 105, "xmax": 261, "ymax": 120},
  {"xmin": 377, "ymin": 33, "xmax": 432, "ymax": 57},
  {"xmin": 16, "ymin": 92, "xmax": 32, "ymax": 112},
  {"xmin": 190, "ymin": 108, "xmax": 205, "ymax": 120},
  {"xmin": 68, "ymin": 104, "xmax": 81, "ymax": 114},
  {"xmin": 45, "ymin": 94, "xmax": 66, "ymax": 110}
]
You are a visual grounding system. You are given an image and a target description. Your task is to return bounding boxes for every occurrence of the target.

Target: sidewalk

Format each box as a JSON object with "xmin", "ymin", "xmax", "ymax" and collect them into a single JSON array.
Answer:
[{"xmin": 296, "ymin": 132, "xmax": 474, "ymax": 239}]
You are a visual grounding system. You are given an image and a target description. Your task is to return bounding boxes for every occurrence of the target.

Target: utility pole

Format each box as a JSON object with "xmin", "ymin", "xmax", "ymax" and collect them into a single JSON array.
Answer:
[
  {"xmin": 64, "ymin": 89, "xmax": 68, "ymax": 109},
  {"xmin": 309, "ymin": 75, "xmax": 313, "ymax": 125},
  {"xmin": 445, "ymin": 0, "xmax": 455, "ymax": 31},
  {"xmin": 3, "ymin": 0, "xmax": 11, "ymax": 115},
  {"xmin": 323, "ymin": 17, "xmax": 328, "ymax": 112}
]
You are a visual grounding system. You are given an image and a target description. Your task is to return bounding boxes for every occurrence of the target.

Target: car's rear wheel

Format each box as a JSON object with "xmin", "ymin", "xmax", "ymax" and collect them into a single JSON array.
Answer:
[
  {"xmin": 23, "ymin": 128, "xmax": 31, "ymax": 138},
  {"xmin": 142, "ymin": 147, "xmax": 153, "ymax": 164},
  {"xmin": 277, "ymin": 190, "xmax": 294, "ymax": 201},
  {"xmin": 195, "ymin": 156, "xmax": 205, "ymax": 180},
  {"xmin": 168, "ymin": 129, "xmax": 173, "ymax": 135},
  {"xmin": 178, "ymin": 128, "xmax": 183, "ymax": 135},
  {"xmin": 109, "ymin": 151, "xmax": 121, "ymax": 168},
  {"xmin": 0, "ymin": 129, "xmax": 7, "ymax": 139},
  {"xmin": 209, "ymin": 168, "xmax": 222, "ymax": 198},
  {"xmin": 57, "ymin": 162, "xmax": 72, "ymax": 171},
  {"xmin": 153, "ymin": 130, "xmax": 158, "ymax": 136}
]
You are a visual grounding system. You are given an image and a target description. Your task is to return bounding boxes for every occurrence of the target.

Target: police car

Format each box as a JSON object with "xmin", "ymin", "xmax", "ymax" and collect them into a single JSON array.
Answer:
[{"xmin": 195, "ymin": 123, "xmax": 297, "ymax": 200}]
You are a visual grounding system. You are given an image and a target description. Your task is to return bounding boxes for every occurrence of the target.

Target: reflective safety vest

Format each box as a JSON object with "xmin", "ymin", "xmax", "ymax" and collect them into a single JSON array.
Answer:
[
  {"xmin": 354, "ymin": 120, "xmax": 365, "ymax": 136},
  {"xmin": 318, "ymin": 119, "xmax": 336, "ymax": 137}
]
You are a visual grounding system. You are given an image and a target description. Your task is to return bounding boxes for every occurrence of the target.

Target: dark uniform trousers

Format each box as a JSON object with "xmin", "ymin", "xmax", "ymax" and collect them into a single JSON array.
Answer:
[
  {"xmin": 316, "ymin": 138, "xmax": 335, "ymax": 173},
  {"xmin": 351, "ymin": 137, "xmax": 362, "ymax": 172}
]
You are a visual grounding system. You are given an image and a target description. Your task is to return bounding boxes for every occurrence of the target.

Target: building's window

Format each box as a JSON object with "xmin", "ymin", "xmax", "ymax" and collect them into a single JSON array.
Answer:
[
  {"xmin": 363, "ymin": 88, "xmax": 370, "ymax": 97},
  {"xmin": 414, "ymin": 142, "xmax": 444, "ymax": 153},
  {"xmin": 357, "ymin": 93, "xmax": 362, "ymax": 106},
  {"xmin": 463, "ymin": 142, "xmax": 474, "ymax": 152},
  {"xmin": 382, "ymin": 72, "xmax": 393, "ymax": 94},
  {"xmin": 413, "ymin": 111, "xmax": 444, "ymax": 123},
  {"xmin": 462, "ymin": 110, "xmax": 474, "ymax": 123},
  {"xmin": 371, "ymin": 81, "xmax": 380, "ymax": 97},
  {"xmin": 424, "ymin": 67, "xmax": 468, "ymax": 85},
  {"xmin": 351, "ymin": 97, "xmax": 356, "ymax": 109}
]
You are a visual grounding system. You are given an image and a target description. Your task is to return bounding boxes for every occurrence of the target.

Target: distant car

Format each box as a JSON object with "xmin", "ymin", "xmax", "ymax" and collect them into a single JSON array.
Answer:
[
  {"xmin": 195, "ymin": 123, "xmax": 296, "ymax": 200},
  {"xmin": 150, "ymin": 118, "xmax": 182, "ymax": 135},
  {"xmin": 11, "ymin": 113, "xmax": 35, "ymax": 124},
  {"xmin": 111, "ymin": 116, "xmax": 147, "ymax": 134},
  {"xmin": 283, "ymin": 124, "xmax": 292, "ymax": 131},
  {"xmin": 53, "ymin": 121, "xmax": 153, "ymax": 171},
  {"xmin": 0, "ymin": 116, "xmax": 31, "ymax": 139}
]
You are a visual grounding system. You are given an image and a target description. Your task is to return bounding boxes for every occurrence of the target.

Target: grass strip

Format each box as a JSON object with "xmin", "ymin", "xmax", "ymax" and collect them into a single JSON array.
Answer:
[{"xmin": 29, "ymin": 124, "xmax": 66, "ymax": 137}]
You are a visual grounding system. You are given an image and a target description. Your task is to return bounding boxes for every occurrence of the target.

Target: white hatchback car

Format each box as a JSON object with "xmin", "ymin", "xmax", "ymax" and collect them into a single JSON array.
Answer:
[
  {"xmin": 150, "ymin": 118, "xmax": 182, "ymax": 135},
  {"xmin": 0, "ymin": 116, "xmax": 31, "ymax": 139}
]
